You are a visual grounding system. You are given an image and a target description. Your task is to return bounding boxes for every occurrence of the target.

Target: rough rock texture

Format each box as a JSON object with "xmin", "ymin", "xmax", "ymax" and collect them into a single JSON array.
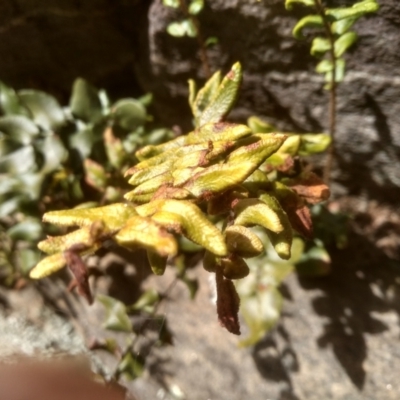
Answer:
[
  {"xmin": 139, "ymin": 0, "xmax": 400, "ymax": 202},
  {"xmin": 0, "ymin": 1, "xmax": 399, "ymax": 200},
  {"xmin": 3, "ymin": 199, "xmax": 400, "ymax": 400},
  {"xmin": 0, "ymin": 0, "xmax": 146, "ymax": 98}
]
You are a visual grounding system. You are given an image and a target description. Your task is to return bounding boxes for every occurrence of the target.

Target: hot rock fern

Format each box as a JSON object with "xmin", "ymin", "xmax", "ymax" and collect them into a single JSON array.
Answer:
[{"xmin": 30, "ymin": 63, "xmax": 330, "ymax": 334}]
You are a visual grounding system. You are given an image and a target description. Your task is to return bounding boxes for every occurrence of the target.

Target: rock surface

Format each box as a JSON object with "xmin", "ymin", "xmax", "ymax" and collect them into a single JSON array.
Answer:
[
  {"xmin": 0, "ymin": 0, "xmax": 399, "ymax": 200},
  {"xmin": 141, "ymin": 0, "xmax": 400, "ymax": 202},
  {"xmin": 2, "ymin": 204, "xmax": 400, "ymax": 400}
]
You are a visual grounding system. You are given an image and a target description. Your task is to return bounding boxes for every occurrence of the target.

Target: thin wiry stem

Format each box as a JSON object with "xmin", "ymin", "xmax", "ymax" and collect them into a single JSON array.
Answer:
[
  {"xmin": 178, "ymin": 0, "xmax": 211, "ymax": 78},
  {"xmin": 314, "ymin": 0, "xmax": 337, "ymax": 184}
]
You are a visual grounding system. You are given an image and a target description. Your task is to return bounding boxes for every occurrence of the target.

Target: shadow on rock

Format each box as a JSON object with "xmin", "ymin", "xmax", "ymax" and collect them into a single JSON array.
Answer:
[
  {"xmin": 297, "ymin": 226, "xmax": 400, "ymax": 389},
  {"xmin": 252, "ymin": 325, "xmax": 300, "ymax": 400}
]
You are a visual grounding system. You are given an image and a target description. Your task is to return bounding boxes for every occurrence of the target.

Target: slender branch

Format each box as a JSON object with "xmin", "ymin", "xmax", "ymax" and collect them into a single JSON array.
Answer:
[
  {"xmin": 178, "ymin": 0, "xmax": 211, "ymax": 78},
  {"xmin": 314, "ymin": 0, "xmax": 337, "ymax": 184}
]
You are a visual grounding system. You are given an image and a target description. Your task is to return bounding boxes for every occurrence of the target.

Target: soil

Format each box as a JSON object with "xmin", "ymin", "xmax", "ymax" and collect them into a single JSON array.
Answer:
[{"xmin": 0, "ymin": 197, "xmax": 399, "ymax": 400}]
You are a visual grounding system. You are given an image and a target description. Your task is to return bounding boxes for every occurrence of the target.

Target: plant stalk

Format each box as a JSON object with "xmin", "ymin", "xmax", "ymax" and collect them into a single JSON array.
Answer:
[
  {"xmin": 314, "ymin": 0, "xmax": 337, "ymax": 184},
  {"xmin": 178, "ymin": 0, "xmax": 211, "ymax": 78}
]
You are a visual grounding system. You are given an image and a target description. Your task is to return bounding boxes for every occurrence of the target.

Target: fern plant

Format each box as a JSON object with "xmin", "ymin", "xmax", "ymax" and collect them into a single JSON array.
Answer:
[
  {"xmin": 30, "ymin": 63, "xmax": 330, "ymax": 335},
  {"xmin": 286, "ymin": 0, "xmax": 379, "ymax": 180},
  {"xmin": 163, "ymin": 0, "xmax": 217, "ymax": 77}
]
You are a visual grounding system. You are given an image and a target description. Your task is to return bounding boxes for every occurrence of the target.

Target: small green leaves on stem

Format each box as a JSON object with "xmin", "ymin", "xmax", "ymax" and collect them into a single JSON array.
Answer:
[
  {"xmin": 287, "ymin": 0, "xmax": 379, "ymax": 182},
  {"xmin": 167, "ymin": 19, "xmax": 197, "ymax": 37},
  {"xmin": 285, "ymin": 0, "xmax": 314, "ymax": 9},
  {"xmin": 292, "ymin": 15, "xmax": 324, "ymax": 39},
  {"xmin": 325, "ymin": 0, "xmax": 379, "ymax": 21}
]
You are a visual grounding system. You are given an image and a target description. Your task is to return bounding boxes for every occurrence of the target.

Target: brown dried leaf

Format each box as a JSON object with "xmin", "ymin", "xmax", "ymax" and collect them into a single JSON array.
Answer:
[
  {"xmin": 216, "ymin": 269, "xmax": 241, "ymax": 335},
  {"xmin": 64, "ymin": 250, "xmax": 93, "ymax": 304},
  {"xmin": 284, "ymin": 172, "xmax": 330, "ymax": 204},
  {"xmin": 207, "ymin": 189, "xmax": 248, "ymax": 215},
  {"xmin": 287, "ymin": 204, "xmax": 313, "ymax": 239},
  {"xmin": 273, "ymin": 183, "xmax": 314, "ymax": 239},
  {"xmin": 220, "ymin": 254, "xmax": 250, "ymax": 280},
  {"xmin": 151, "ymin": 186, "xmax": 193, "ymax": 201}
]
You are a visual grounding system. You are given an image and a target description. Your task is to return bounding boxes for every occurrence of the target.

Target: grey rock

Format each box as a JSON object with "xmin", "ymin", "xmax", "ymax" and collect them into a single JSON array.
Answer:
[{"xmin": 139, "ymin": 0, "xmax": 400, "ymax": 202}]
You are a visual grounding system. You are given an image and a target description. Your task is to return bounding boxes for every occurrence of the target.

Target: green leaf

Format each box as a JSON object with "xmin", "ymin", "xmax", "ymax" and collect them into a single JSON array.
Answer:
[
  {"xmin": 135, "ymin": 135, "xmax": 186, "ymax": 160},
  {"xmin": 147, "ymin": 250, "xmax": 168, "ymax": 275},
  {"xmin": 334, "ymin": 31, "xmax": 358, "ymax": 57},
  {"xmin": 136, "ymin": 200, "xmax": 227, "ymax": 257},
  {"xmin": 186, "ymin": 122, "xmax": 251, "ymax": 144},
  {"xmin": 299, "ymin": 133, "xmax": 331, "ymax": 155},
  {"xmin": 0, "ymin": 145, "xmax": 36, "ymax": 174},
  {"xmin": 18, "ymin": 90, "xmax": 65, "ymax": 130},
  {"xmin": 167, "ymin": 19, "xmax": 197, "ymax": 37},
  {"xmin": 183, "ymin": 163, "xmax": 256, "ymax": 198},
  {"xmin": 277, "ymin": 134, "xmax": 301, "ymax": 155},
  {"xmin": 188, "ymin": 0, "xmax": 204, "ymax": 15},
  {"xmin": 163, "ymin": 0, "xmax": 179, "ymax": 7},
  {"xmin": 68, "ymin": 128, "xmax": 96, "ymax": 159},
  {"xmin": 227, "ymin": 133, "xmax": 287, "ymax": 166},
  {"xmin": 239, "ymin": 286, "xmax": 283, "ymax": 346},
  {"xmin": 191, "ymin": 70, "xmax": 221, "ymax": 125},
  {"xmin": 0, "ymin": 176, "xmax": 19, "ymax": 195},
  {"xmin": 19, "ymin": 249, "xmax": 40, "ymax": 275},
  {"xmin": 0, "ymin": 116, "xmax": 39, "ymax": 145},
  {"xmin": 167, "ymin": 21, "xmax": 186, "ymax": 37},
  {"xmin": 0, "ymin": 196, "xmax": 23, "ymax": 217},
  {"xmin": 182, "ymin": 19, "xmax": 197, "ymax": 37},
  {"xmin": 324, "ymin": 58, "xmax": 346, "ymax": 86},
  {"xmin": 29, "ymin": 253, "xmax": 66, "ymax": 279},
  {"xmin": 225, "ymin": 225, "xmax": 264, "ymax": 258},
  {"xmin": 39, "ymin": 135, "xmax": 67, "ymax": 173},
  {"xmin": 18, "ymin": 172, "xmax": 45, "ymax": 200},
  {"xmin": 131, "ymin": 289, "xmax": 160, "ymax": 312},
  {"xmin": 234, "ymin": 198, "xmax": 285, "ymax": 234},
  {"xmin": 292, "ymin": 15, "xmax": 324, "ymax": 39},
  {"xmin": 331, "ymin": 17, "xmax": 358, "ymax": 35},
  {"xmin": 198, "ymin": 62, "xmax": 242, "ymax": 126},
  {"xmin": 258, "ymin": 194, "xmax": 292, "ymax": 254},
  {"xmin": 38, "ymin": 226, "xmax": 101, "ymax": 255},
  {"xmin": 326, "ymin": 0, "xmax": 379, "ymax": 21},
  {"xmin": 0, "ymin": 136, "xmax": 20, "ymax": 157},
  {"xmin": 7, "ymin": 219, "xmax": 43, "ymax": 241},
  {"xmin": 285, "ymin": 0, "xmax": 315, "ymax": 10},
  {"xmin": 296, "ymin": 242, "xmax": 331, "ymax": 276},
  {"xmin": 315, "ymin": 59, "xmax": 333, "ymax": 74},
  {"xmin": 205, "ymin": 36, "xmax": 219, "ymax": 47},
  {"xmin": 83, "ymin": 159, "xmax": 107, "ymax": 190},
  {"xmin": 188, "ymin": 79, "xmax": 197, "ymax": 112},
  {"xmin": 117, "ymin": 351, "xmax": 144, "ymax": 380},
  {"xmin": 43, "ymin": 203, "xmax": 138, "ymax": 230},
  {"xmin": 310, "ymin": 37, "xmax": 331, "ymax": 57},
  {"xmin": 112, "ymin": 99, "xmax": 147, "ymax": 131},
  {"xmin": 115, "ymin": 215, "xmax": 178, "ymax": 257},
  {"xmin": 97, "ymin": 295, "xmax": 133, "ymax": 332},
  {"xmin": 247, "ymin": 116, "xmax": 276, "ymax": 134},
  {"xmin": 104, "ymin": 127, "xmax": 126, "ymax": 169},
  {"xmin": 0, "ymin": 81, "xmax": 29, "ymax": 116},
  {"xmin": 137, "ymin": 92, "xmax": 153, "ymax": 107},
  {"xmin": 145, "ymin": 128, "xmax": 174, "ymax": 146},
  {"xmin": 69, "ymin": 78, "xmax": 103, "ymax": 123}
]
